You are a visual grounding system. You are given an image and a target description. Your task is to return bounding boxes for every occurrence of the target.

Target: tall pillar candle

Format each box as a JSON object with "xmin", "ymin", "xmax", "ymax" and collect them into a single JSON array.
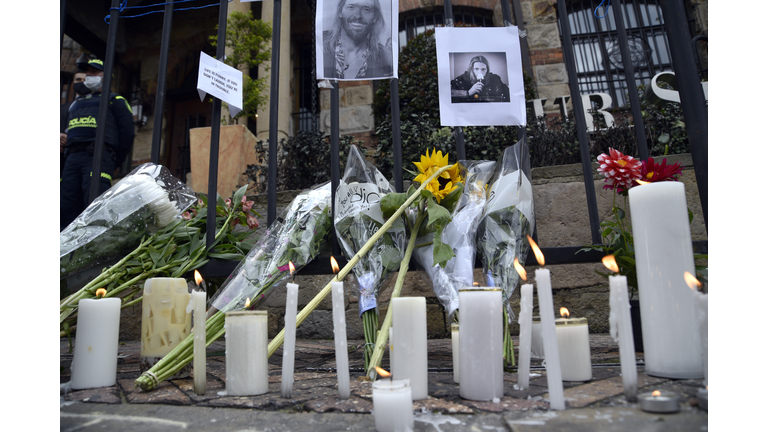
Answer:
[
  {"xmin": 391, "ymin": 297, "xmax": 428, "ymax": 400},
  {"xmin": 70, "ymin": 297, "xmax": 121, "ymax": 389},
  {"xmin": 331, "ymin": 279, "xmax": 350, "ymax": 399},
  {"xmin": 555, "ymin": 313, "xmax": 592, "ymax": 382},
  {"xmin": 140, "ymin": 278, "xmax": 192, "ymax": 377},
  {"xmin": 516, "ymin": 284, "xmax": 534, "ymax": 389},
  {"xmin": 628, "ymin": 182, "xmax": 702, "ymax": 378},
  {"xmin": 225, "ymin": 311, "xmax": 268, "ymax": 396},
  {"xmin": 609, "ymin": 275, "xmax": 638, "ymax": 400},
  {"xmin": 459, "ymin": 288, "xmax": 503, "ymax": 401},
  {"xmin": 451, "ymin": 323, "xmax": 460, "ymax": 383},
  {"xmin": 535, "ymin": 268, "xmax": 565, "ymax": 410},
  {"xmin": 697, "ymin": 293, "xmax": 708, "ymax": 387},
  {"xmin": 372, "ymin": 378, "xmax": 414, "ymax": 432},
  {"xmin": 531, "ymin": 317, "xmax": 544, "ymax": 358},
  {"xmin": 389, "ymin": 327, "xmax": 395, "ymax": 372},
  {"xmin": 281, "ymin": 282, "xmax": 299, "ymax": 398},
  {"xmin": 190, "ymin": 289, "xmax": 207, "ymax": 395}
]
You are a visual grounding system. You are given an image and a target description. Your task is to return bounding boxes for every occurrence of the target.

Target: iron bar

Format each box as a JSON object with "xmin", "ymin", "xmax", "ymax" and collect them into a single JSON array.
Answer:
[
  {"xmin": 390, "ymin": 78, "xmax": 403, "ymax": 192},
  {"xmin": 509, "ymin": 0, "xmax": 533, "ymax": 79},
  {"xmin": 88, "ymin": 0, "xmax": 120, "ymax": 203},
  {"xmin": 443, "ymin": 0, "xmax": 466, "ymax": 161},
  {"xmin": 267, "ymin": 0, "xmax": 282, "ymax": 226},
  {"xmin": 150, "ymin": 0, "xmax": 174, "ymax": 164},
  {"xmin": 330, "ymin": 81, "xmax": 341, "ymax": 257},
  {"xmin": 500, "ymin": 1, "xmax": 531, "ymax": 176},
  {"xmin": 658, "ymin": 0, "xmax": 707, "ymax": 231},
  {"xmin": 61, "ymin": 0, "xmax": 67, "ymax": 54},
  {"xmin": 556, "ymin": 0, "xmax": 602, "ymax": 244},
  {"xmin": 612, "ymin": 0, "xmax": 649, "ymax": 159},
  {"xmin": 206, "ymin": 0, "xmax": 229, "ymax": 249}
]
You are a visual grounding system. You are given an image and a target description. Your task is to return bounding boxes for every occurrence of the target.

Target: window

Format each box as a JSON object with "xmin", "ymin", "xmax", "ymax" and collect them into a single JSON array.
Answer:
[
  {"xmin": 398, "ymin": 8, "xmax": 494, "ymax": 50},
  {"xmin": 562, "ymin": 0, "xmax": 672, "ymax": 107}
]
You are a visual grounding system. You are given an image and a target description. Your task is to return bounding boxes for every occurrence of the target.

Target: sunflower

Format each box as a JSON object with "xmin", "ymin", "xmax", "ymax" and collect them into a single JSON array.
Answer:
[{"xmin": 413, "ymin": 149, "xmax": 450, "ymax": 185}]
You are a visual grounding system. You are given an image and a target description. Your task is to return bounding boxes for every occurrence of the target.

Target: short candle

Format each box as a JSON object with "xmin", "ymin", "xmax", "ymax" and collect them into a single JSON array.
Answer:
[
  {"xmin": 70, "ymin": 296, "xmax": 121, "ymax": 390},
  {"xmin": 372, "ymin": 378, "xmax": 414, "ymax": 432},
  {"xmin": 459, "ymin": 287, "xmax": 503, "ymax": 401},
  {"xmin": 391, "ymin": 297, "xmax": 428, "ymax": 400},
  {"xmin": 225, "ymin": 310, "xmax": 268, "ymax": 396},
  {"xmin": 555, "ymin": 312, "xmax": 592, "ymax": 382},
  {"xmin": 638, "ymin": 391, "xmax": 680, "ymax": 413}
]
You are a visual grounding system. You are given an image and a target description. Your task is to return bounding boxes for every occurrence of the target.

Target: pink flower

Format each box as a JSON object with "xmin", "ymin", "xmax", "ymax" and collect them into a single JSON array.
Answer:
[
  {"xmin": 597, "ymin": 148, "xmax": 642, "ymax": 191},
  {"xmin": 241, "ymin": 196, "xmax": 255, "ymax": 213},
  {"xmin": 182, "ymin": 211, "xmax": 192, "ymax": 220},
  {"xmin": 246, "ymin": 213, "xmax": 259, "ymax": 229},
  {"xmin": 225, "ymin": 198, "xmax": 233, "ymax": 208}
]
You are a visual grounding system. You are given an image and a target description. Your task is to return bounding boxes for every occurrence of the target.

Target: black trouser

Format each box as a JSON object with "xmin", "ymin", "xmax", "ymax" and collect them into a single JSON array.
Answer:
[{"xmin": 60, "ymin": 149, "xmax": 116, "ymax": 231}]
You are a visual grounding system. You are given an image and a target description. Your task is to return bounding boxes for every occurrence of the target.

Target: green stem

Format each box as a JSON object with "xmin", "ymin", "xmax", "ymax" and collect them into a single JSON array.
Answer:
[{"xmin": 366, "ymin": 208, "xmax": 427, "ymax": 379}]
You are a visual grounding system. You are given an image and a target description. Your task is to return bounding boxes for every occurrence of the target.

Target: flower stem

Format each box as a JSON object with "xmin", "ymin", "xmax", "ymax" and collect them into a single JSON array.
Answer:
[{"xmin": 365, "ymin": 208, "xmax": 427, "ymax": 379}]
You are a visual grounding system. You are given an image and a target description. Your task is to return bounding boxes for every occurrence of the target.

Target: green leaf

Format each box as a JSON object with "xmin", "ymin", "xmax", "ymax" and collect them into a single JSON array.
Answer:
[
  {"xmin": 217, "ymin": 193, "xmax": 227, "ymax": 209},
  {"xmin": 439, "ymin": 182, "xmax": 463, "ymax": 214},
  {"xmin": 426, "ymin": 196, "xmax": 451, "ymax": 230},
  {"xmin": 432, "ymin": 226, "xmax": 455, "ymax": 268},
  {"xmin": 658, "ymin": 132, "xmax": 670, "ymax": 144},
  {"xmin": 380, "ymin": 192, "xmax": 408, "ymax": 219},
  {"xmin": 616, "ymin": 208, "xmax": 625, "ymax": 220},
  {"xmin": 207, "ymin": 253, "xmax": 245, "ymax": 261},
  {"xmin": 232, "ymin": 184, "xmax": 248, "ymax": 210},
  {"xmin": 148, "ymin": 246, "xmax": 161, "ymax": 266}
]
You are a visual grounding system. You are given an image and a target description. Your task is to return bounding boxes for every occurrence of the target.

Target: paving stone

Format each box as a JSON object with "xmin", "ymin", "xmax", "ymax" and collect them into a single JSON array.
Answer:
[
  {"xmin": 64, "ymin": 386, "xmax": 123, "ymax": 404},
  {"xmin": 561, "ymin": 372, "xmax": 669, "ymax": 409},
  {"xmin": 118, "ymin": 379, "xmax": 192, "ymax": 406},
  {"xmin": 462, "ymin": 396, "xmax": 550, "ymax": 413},
  {"xmin": 305, "ymin": 395, "xmax": 373, "ymax": 413},
  {"xmin": 413, "ymin": 396, "xmax": 475, "ymax": 414}
]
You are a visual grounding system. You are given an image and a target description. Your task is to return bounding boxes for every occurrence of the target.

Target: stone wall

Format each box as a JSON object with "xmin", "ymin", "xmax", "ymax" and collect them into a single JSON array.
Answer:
[{"xmin": 119, "ymin": 153, "xmax": 705, "ymax": 341}]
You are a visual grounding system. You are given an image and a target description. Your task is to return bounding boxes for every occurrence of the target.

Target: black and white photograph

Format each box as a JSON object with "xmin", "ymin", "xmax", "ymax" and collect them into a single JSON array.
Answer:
[
  {"xmin": 436, "ymin": 27, "xmax": 526, "ymax": 126},
  {"xmin": 316, "ymin": 0, "xmax": 398, "ymax": 81}
]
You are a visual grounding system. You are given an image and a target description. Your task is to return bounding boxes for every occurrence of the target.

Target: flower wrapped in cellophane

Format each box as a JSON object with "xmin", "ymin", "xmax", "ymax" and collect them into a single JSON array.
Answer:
[
  {"xmin": 476, "ymin": 140, "xmax": 535, "ymax": 365},
  {"xmin": 60, "ymin": 163, "xmax": 197, "ymax": 282},
  {"xmin": 333, "ymin": 145, "xmax": 407, "ymax": 368},
  {"xmin": 209, "ymin": 182, "xmax": 333, "ymax": 313},
  {"xmin": 412, "ymin": 160, "xmax": 495, "ymax": 318}
]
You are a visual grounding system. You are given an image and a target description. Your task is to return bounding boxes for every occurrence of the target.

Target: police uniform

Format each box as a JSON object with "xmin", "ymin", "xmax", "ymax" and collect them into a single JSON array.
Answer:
[{"xmin": 60, "ymin": 59, "xmax": 135, "ymax": 230}]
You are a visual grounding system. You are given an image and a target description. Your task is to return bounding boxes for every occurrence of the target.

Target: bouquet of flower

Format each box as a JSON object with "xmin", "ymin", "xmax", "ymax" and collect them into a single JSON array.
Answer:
[
  {"xmin": 60, "ymin": 163, "xmax": 196, "ymax": 281},
  {"xmin": 412, "ymin": 160, "xmax": 495, "ymax": 318},
  {"xmin": 135, "ymin": 182, "xmax": 333, "ymax": 391},
  {"xmin": 333, "ymin": 145, "xmax": 407, "ymax": 368},
  {"xmin": 476, "ymin": 141, "xmax": 535, "ymax": 366},
  {"xmin": 578, "ymin": 148, "xmax": 687, "ymax": 296}
]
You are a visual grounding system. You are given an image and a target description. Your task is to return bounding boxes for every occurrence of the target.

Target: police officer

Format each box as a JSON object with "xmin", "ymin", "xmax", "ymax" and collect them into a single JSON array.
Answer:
[{"xmin": 60, "ymin": 57, "xmax": 135, "ymax": 231}]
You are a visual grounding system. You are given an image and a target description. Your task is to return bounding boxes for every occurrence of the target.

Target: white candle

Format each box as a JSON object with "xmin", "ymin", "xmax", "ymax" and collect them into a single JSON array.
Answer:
[
  {"xmin": 391, "ymin": 297, "xmax": 428, "ymax": 400},
  {"xmin": 70, "ymin": 297, "xmax": 121, "ymax": 390},
  {"xmin": 389, "ymin": 327, "xmax": 395, "ymax": 373},
  {"xmin": 609, "ymin": 275, "xmax": 638, "ymax": 401},
  {"xmin": 331, "ymin": 279, "xmax": 350, "ymax": 399},
  {"xmin": 531, "ymin": 318, "xmax": 544, "ymax": 358},
  {"xmin": 451, "ymin": 323, "xmax": 460, "ymax": 383},
  {"xmin": 629, "ymin": 182, "xmax": 702, "ymax": 379},
  {"xmin": 697, "ymin": 293, "xmax": 708, "ymax": 387},
  {"xmin": 140, "ymin": 278, "xmax": 191, "ymax": 376},
  {"xmin": 535, "ymin": 268, "xmax": 565, "ymax": 410},
  {"xmin": 225, "ymin": 311, "xmax": 268, "ymax": 395},
  {"xmin": 516, "ymin": 284, "xmax": 534, "ymax": 389},
  {"xmin": 459, "ymin": 288, "xmax": 503, "ymax": 401},
  {"xmin": 372, "ymin": 378, "xmax": 414, "ymax": 432},
  {"xmin": 190, "ymin": 289, "xmax": 207, "ymax": 395},
  {"xmin": 282, "ymin": 282, "xmax": 299, "ymax": 398},
  {"xmin": 555, "ymin": 314, "xmax": 592, "ymax": 382}
]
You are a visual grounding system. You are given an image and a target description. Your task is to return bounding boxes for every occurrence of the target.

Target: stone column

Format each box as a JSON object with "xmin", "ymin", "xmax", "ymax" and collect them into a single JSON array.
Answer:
[{"xmin": 257, "ymin": 0, "xmax": 292, "ymax": 144}]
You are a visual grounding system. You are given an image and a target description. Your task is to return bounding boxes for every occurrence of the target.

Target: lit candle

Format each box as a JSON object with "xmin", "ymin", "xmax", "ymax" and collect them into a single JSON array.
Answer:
[
  {"xmin": 638, "ymin": 390, "xmax": 681, "ymax": 413},
  {"xmin": 451, "ymin": 323, "xmax": 459, "ymax": 383},
  {"xmin": 528, "ymin": 235, "xmax": 565, "ymax": 410},
  {"xmin": 555, "ymin": 307, "xmax": 592, "ymax": 382},
  {"xmin": 70, "ymin": 288, "xmax": 121, "ymax": 390},
  {"xmin": 628, "ymin": 182, "xmax": 702, "ymax": 378},
  {"xmin": 225, "ymin": 307, "xmax": 268, "ymax": 396},
  {"xmin": 372, "ymin": 367, "xmax": 414, "ymax": 432},
  {"xmin": 604, "ymin": 255, "xmax": 638, "ymax": 401},
  {"xmin": 685, "ymin": 272, "xmax": 708, "ymax": 387},
  {"xmin": 459, "ymin": 287, "xmax": 503, "ymax": 401},
  {"xmin": 514, "ymin": 258, "xmax": 533, "ymax": 390},
  {"xmin": 191, "ymin": 271, "xmax": 207, "ymax": 395},
  {"xmin": 140, "ymin": 277, "xmax": 192, "ymax": 377},
  {"xmin": 282, "ymin": 262, "xmax": 299, "ymax": 398},
  {"xmin": 391, "ymin": 297, "xmax": 428, "ymax": 400},
  {"xmin": 330, "ymin": 256, "xmax": 350, "ymax": 399},
  {"xmin": 389, "ymin": 327, "xmax": 395, "ymax": 373}
]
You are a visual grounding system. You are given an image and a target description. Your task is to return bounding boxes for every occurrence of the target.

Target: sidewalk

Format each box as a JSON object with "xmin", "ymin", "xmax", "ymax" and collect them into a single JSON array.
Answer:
[{"xmin": 60, "ymin": 334, "xmax": 708, "ymax": 431}]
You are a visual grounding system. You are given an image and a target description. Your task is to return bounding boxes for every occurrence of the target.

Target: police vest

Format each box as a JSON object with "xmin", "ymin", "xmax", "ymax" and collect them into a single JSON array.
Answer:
[{"xmin": 66, "ymin": 93, "xmax": 124, "ymax": 148}]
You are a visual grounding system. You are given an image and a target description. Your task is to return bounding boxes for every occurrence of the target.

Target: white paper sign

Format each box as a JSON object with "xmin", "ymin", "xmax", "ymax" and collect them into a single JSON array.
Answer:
[
  {"xmin": 315, "ymin": 0, "xmax": 398, "ymax": 81},
  {"xmin": 336, "ymin": 182, "xmax": 385, "ymax": 223},
  {"xmin": 435, "ymin": 27, "xmax": 526, "ymax": 127},
  {"xmin": 196, "ymin": 52, "xmax": 243, "ymax": 118}
]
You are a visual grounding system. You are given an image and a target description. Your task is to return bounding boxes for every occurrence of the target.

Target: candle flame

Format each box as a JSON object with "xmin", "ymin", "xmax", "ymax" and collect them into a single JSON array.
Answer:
[
  {"xmin": 527, "ymin": 235, "xmax": 545, "ymax": 266},
  {"xmin": 560, "ymin": 307, "xmax": 570, "ymax": 318},
  {"xmin": 194, "ymin": 270, "xmax": 204, "ymax": 286},
  {"xmin": 289, "ymin": 261, "xmax": 296, "ymax": 275},
  {"xmin": 602, "ymin": 255, "xmax": 619, "ymax": 273},
  {"xmin": 245, "ymin": 297, "xmax": 251, "ymax": 309},
  {"xmin": 514, "ymin": 258, "xmax": 527, "ymax": 281},
  {"xmin": 95, "ymin": 288, "xmax": 107, "ymax": 298},
  {"xmin": 684, "ymin": 271, "xmax": 702, "ymax": 291},
  {"xmin": 473, "ymin": 282, "xmax": 479, "ymax": 286},
  {"xmin": 330, "ymin": 256, "xmax": 340, "ymax": 274},
  {"xmin": 652, "ymin": 390, "xmax": 661, "ymax": 397},
  {"xmin": 374, "ymin": 366, "xmax": 391, "ymax": 378},
  {"xmin": 636, "ymin": 179, "xmax": 651, "ymax": 185}
]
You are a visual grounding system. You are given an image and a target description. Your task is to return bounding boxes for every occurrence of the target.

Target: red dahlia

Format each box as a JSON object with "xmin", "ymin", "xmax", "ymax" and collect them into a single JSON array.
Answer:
[{"xmin": 596, "ymin": 148, "xmax": 643, "ymax": 191}]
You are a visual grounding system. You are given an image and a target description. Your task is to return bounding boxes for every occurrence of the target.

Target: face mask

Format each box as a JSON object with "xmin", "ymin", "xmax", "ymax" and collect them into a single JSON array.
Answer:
[
  {"xmin": 84, "ymin": 75, "xmax": 102, "ymax": 92},
  {"xmin": 73, "ymin": 82, "xmax": 91, "ymax": 95}
]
